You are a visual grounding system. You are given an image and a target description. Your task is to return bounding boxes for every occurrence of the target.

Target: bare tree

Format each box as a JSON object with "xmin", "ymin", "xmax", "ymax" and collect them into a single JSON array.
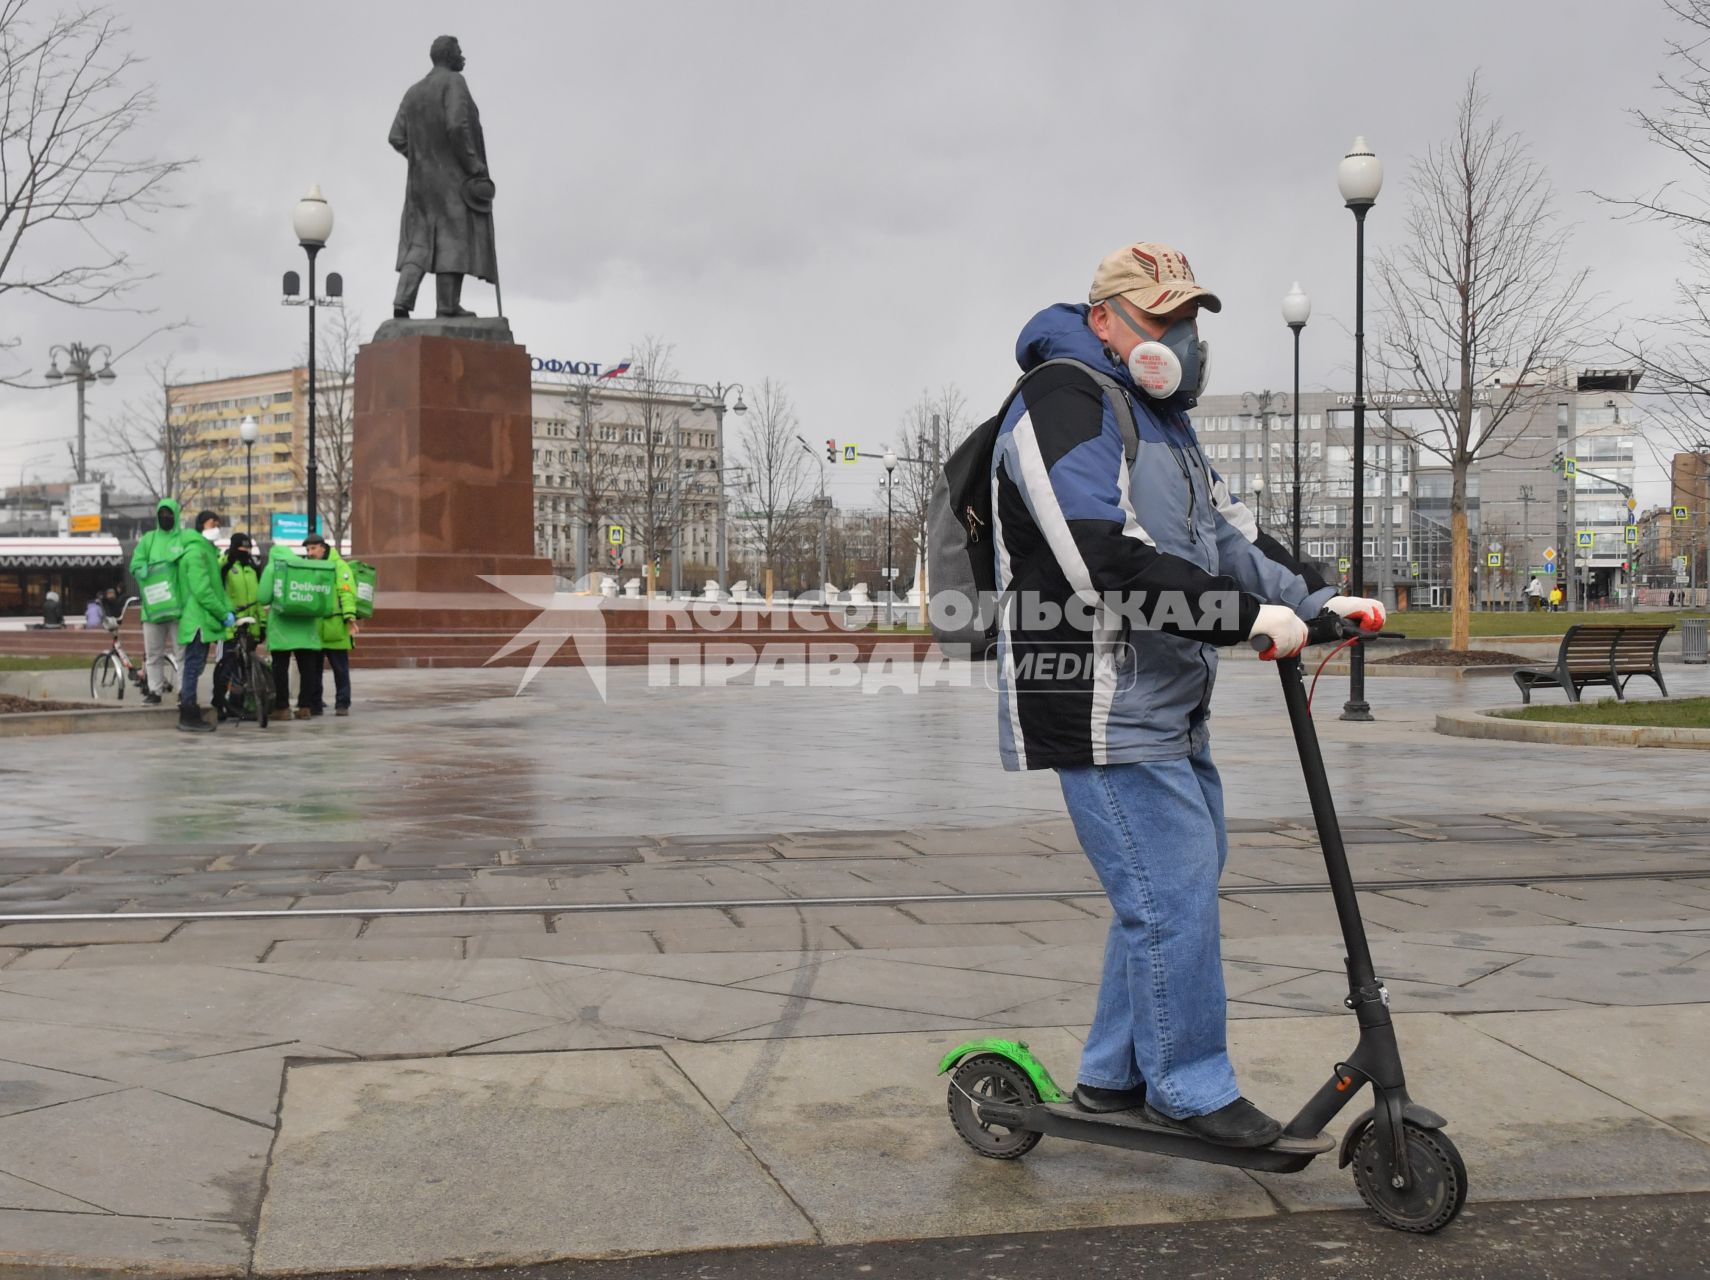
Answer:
[
  {"xmin": 606, "ymin": 335, "xmax": 689, "ymax": 584},
  {"xmin": 297, "ymin": 306, "xmax": 360, "ymax": 546},
  {"xmin": 880, "ymin": 384, "xmax": 968, "ymax": 591},
  {"xmin": 1373, "ymin": 74, "xmax": 1591, "ymax": 649},
  {"xmin": 94, "ymin": 356, "xmax": 229, "ymax": 510},
  {"xmin": 1596, "ymin": 0, "xmax": 1710, "ymax": 464},
  {"xmin": 550, "ymin": 370, "xmax": 630, "ymax": 579},
  {"xmin": 0, "ymin": 1, "xmax": 191, "ymax": 377},
  {"xmin": 733, "ymin": 376, "xmax": 812, "ymax": 588}
]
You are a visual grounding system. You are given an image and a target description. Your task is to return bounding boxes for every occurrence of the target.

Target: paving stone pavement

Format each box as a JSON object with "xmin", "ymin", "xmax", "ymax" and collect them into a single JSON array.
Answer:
[{"xmin": 1, "ymin": 663, "xmax": 1708, "ymax": 1274}]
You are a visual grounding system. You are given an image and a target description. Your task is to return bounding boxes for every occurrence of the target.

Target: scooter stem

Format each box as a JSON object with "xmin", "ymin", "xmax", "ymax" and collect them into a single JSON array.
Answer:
[{"xmin": 1272, "ymin": 651, "xmax": 1380, "ymax": 994}]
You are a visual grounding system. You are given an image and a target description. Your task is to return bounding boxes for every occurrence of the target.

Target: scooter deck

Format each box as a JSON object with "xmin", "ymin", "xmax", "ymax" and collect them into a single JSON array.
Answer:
[{"xmin": 1017, "ymin": 1102, "xmax": 1334, "ymax": 1173}]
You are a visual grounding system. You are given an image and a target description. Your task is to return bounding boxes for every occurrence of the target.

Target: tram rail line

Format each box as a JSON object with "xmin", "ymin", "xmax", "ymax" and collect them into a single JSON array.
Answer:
[{"xmin": 0, "ymin": 867, "xmax": 1705, "ymax": 925}]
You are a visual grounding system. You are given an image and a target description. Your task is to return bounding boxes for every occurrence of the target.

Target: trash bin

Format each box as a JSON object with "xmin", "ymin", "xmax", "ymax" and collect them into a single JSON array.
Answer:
[{"xmin": 1684, "ymin": 616, "xmax": 1709, "ymax": 665}]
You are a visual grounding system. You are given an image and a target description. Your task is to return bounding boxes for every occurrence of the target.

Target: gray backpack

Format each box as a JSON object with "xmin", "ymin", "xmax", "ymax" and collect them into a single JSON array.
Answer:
[{"xmin": 925, "ymin": 359, "xmax": 1139, "ymax": 657}]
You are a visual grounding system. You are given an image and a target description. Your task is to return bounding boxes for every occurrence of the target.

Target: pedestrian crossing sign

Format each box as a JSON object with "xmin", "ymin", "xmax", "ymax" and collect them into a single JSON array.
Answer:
[
  {"xmin": 1577, "ymin": 531, "xmax": 1594, "ymax": 548},
  {"xmin": 1486, "ymin": 552, "xmax": 1502, "ymax": 568},
  {"xmin": 1625, "ymin": 524, "xmax": 1638, "ymax": 544},
  {"xmin": 843, "ymin": 444, "xmax": 859, "ymax": 463},
  {"xmin": 1676, "ymin": 506, "xmax": 1691, "ymax": 522}
]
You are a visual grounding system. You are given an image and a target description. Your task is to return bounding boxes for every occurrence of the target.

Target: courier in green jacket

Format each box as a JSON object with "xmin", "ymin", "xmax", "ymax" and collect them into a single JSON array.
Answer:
[
  {"xmin": 259, "ymin": 542, "xmax": 325, "ymax": 719},
  {"xmin": 306, "ymin": 534, "xmax": 358, "ymax": 717},
  {"xmin": 127, "ymin": 497, "xmax": 186, "ymax": 704},
  {"xmin": 171, "ymin": 510, "xmax": 236, "ymax": 735},
  {"xmin": 210, "ymin": 533, "xmax": 262, "ymax": 721}
]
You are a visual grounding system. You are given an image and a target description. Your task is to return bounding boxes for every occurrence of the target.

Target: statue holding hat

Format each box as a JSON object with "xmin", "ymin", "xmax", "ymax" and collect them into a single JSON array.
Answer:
[{"xmin": 387, "ymin": 35, "xmax": 499, "ymax": 321}]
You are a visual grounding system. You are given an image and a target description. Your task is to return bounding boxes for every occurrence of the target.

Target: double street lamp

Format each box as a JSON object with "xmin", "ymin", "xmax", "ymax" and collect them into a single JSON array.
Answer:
[
  {"xmin": 881, "ymin": 446, "xmax": 898, "ymax": 626},
  {"xmin": 43, "ymin": 343, "xmax": 116, "ymax": 482},
  {"xmin": 1281, "ymin": 283, "xmax": 1311, "ymax": 559},
  {"xmin": 283, "ymin": 185, "xmax": 342, "ymax": 542},
  {"xmin": 686, "ymin": 382, "xmax": 747, "ymax": 595},
  {"xmin": 1338, "ymin": 136, "xmax": 1382, "ymax": 723}
]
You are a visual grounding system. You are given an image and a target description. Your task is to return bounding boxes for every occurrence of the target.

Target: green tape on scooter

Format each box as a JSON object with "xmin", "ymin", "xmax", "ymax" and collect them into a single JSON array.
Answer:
[{"xmin": 936, "ymin": 1038, "xmax": 1068, "ymax": 1103}]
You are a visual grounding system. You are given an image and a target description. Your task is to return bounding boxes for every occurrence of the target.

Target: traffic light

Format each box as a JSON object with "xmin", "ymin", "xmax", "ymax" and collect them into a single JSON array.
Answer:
[{"xmin": 826, "ymin": 439, "xmax": 837, "ymax": 463}]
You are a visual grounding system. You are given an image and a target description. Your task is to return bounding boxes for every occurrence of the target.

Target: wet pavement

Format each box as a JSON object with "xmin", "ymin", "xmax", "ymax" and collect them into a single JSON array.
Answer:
[
  {"xmin": 0, "ymin": 661, "xmax": 1707, "ymax": 1276},
  {"xmin": 2, "ymin": 661, "xmax": 1707, "ymax": 851}
]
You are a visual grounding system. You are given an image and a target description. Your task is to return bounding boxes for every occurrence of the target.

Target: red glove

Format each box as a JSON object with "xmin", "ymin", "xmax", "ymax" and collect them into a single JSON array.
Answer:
[{"xmin": 1327, "ymin": 595, "xmax": 1386, "ymax": 633}]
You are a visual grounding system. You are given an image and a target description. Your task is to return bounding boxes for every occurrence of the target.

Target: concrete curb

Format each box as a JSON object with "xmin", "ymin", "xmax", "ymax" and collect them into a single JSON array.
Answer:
[
  {"xmin": 0, "ymin": 705, "xmax": 178, "ymax": 737},
  {"xmin": 1318, "ymin": 662, "xmax": 1524, "ymax": 679},
  {"xmin": 1435, "ymin": 705, "xmax": 1710, "ymax": 750}
]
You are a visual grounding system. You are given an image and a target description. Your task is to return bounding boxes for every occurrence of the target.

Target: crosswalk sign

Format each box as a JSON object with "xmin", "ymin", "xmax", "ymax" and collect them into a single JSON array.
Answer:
[
  {"xmin": 1676, "ymin": 506, "xmax": 1691, "ymax": 522},
  {"xmin": 1577, "ymin": 530, "xmax": 1594, "ymax": 549},
  {"xmin": 1564, "ymin": 457, "xmax": 1577, "ymax": 478},
  {"xmin": 1625, "ymin": 524, "xmax": 1638, "ymax": 544},
  {"xmin": 1486, "ymin": 552, "xmax": 1502, "ymax": 568},
  {"xmin": 1337, "ymin": 557, "xmax": 1350, "ymax": 573},
  {"xmin": 842, "ymin": 444, "xmax": 859, "ymax": 463},
  {"xmin": 608, "ymin": 525, "xmax": 624, "ymax": 546}
]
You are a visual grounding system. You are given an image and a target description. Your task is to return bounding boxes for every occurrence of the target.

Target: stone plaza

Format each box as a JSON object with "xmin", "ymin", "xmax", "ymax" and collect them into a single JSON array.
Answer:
[{"xmin": 0, "ymin": 659, "xmax": 1707, "ymax": 1275}]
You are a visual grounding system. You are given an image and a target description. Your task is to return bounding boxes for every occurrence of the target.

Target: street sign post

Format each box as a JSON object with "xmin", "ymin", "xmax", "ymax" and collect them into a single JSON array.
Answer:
[
  {"xmin": 67, "ymin": 481, "xmax": 101, "ymax": 535},
  {"xmin": 270, "ymin": 513, "xmax": 323, "ymax": 542}
]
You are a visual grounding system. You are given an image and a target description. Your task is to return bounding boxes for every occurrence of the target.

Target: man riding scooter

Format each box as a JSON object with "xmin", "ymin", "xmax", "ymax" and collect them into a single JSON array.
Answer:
[{"xmin": 989, "ymin": 242, "xmax": 1385, "ymax": 1147}]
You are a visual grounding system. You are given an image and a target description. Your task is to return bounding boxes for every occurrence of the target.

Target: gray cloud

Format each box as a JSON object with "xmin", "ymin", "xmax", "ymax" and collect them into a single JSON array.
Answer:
[{"xmin": 1, "ymin": 0, "xmax": 1692, "ymax": 506}]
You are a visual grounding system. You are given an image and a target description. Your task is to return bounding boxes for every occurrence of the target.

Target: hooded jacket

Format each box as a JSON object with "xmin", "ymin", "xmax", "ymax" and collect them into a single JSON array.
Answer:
[
  {"xmin": 990, "ymin": 304, "xmax": 1336, "ymax": 770},
  {"xmin": 129, "ymin": 498, "xmax": 183, "ymax": 623},
  {"xmin": 174, "ymin": 524, "xmax": 234, "ymax": 646}
]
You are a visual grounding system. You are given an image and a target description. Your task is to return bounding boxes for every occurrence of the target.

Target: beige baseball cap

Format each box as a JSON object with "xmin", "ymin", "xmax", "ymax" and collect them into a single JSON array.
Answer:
[{"xmin": 1089, "ymin": 242, "xmax": 1222, "ymax": 316}]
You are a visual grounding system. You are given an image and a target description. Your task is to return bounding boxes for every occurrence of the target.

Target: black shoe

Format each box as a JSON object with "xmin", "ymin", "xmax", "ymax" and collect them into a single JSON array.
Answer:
[
  {"xmin": 176, "ymin": 704, "xmax": 215, "ymax": 734},
  {"xmin": 393, "ymin": 305, "xmax": 410, "ymax": 319},
  {"xmin": 142, "ymin": 691, "xmax": 162, "ymax": 705},
  {"xmin": 1140, "ymin": 1098, "xmax": 1281, "ymax": 1149},
  {"xmin": 1073, "ymin": 1083, "xmax": 1147, "ymax": 1114}
]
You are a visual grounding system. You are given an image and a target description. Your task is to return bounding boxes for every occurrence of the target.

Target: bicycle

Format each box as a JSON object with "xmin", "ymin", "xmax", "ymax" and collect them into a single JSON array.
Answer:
[
  {"xmin": 217, "ymin": 617, "xmax": 273, "ymax": 728},
  {"xmin": 90, "ymin": 597, "xmax": 180, "ymax": 701}
]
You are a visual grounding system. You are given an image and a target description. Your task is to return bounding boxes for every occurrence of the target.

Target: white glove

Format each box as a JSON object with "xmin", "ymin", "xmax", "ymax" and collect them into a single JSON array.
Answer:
[
  {"xmin": 1248, "ymin": 603, "xmax": 1309, "ymax": 660},
  {"xmin": 1326, "ymin": 595, "xmax": 1387, "ymax": 633}
]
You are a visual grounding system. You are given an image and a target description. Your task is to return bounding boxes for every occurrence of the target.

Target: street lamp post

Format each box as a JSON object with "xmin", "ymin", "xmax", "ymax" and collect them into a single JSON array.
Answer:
[
  {"xmin": 565, "ymin": 383, "xmax": 602, "ymax": 583},
  {"xmin": 689, "ymin": 382, "xmax": 747, "ymax": 595},
  {"xmin": 796, "ymin": 435, "xmax": 830, "ymax": 598},
  {"xmin": 1281, "ymin": 283, "xmax": 1311, "ymax": 559},
  {"xmin": 1338, "ymin": 136, "xmax": 1382, "ymax": 723},
  {"xmin": 43, "ymin": 343, "xmax": 117, "ymax": 482},
  {"xmin": 286, "ymin": 185, "xmax": 338, "ymax": 541},
  {"xmin": 239, "ymin": 416, "xmax": 259, "ymax": 535},
  {"xmin": 1240, "ymin": 390, "xmax": 1286, "ymax": 525},
  {"xmin": 882, "ymin": 446, "xmax": 897, "ymax": 627}
]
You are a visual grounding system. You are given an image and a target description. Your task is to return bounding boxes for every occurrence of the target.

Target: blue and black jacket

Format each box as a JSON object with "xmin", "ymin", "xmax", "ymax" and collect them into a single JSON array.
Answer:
[{"xmin": 991, "ymin": 303, "xmax": 1336, "ymax": 770}]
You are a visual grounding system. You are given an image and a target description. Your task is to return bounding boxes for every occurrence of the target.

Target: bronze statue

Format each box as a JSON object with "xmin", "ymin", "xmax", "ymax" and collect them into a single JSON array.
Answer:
[{"xmin": 388, "ymin": 36, "xmax": 498, "ymax": 320}]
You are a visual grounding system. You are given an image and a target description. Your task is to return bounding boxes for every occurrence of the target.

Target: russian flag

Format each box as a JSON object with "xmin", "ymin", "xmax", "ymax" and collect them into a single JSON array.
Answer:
[{"xmin": 600, "ymin": 359, "xmax": 632, "ymax": 380}]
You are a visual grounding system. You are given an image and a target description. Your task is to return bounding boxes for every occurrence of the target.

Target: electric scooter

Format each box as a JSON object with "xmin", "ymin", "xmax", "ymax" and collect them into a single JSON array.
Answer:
[{"xmin": 939, "ymin": 613, "xmax": 1467, "ymax": 1234}]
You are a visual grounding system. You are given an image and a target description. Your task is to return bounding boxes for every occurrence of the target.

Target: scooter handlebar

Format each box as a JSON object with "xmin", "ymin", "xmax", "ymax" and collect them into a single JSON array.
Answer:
[{"xmin": 1247, "ymin": 612, "xmax": 1407, "ymax": 653}]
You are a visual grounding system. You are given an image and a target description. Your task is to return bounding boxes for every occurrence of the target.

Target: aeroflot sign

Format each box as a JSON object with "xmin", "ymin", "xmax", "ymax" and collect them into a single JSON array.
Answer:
[{"xmin": 530, "ymin": 356, "xmax": 625, "ymax": 377}]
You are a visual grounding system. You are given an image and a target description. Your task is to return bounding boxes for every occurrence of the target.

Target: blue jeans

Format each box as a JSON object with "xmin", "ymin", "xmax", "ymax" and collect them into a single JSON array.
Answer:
[
  {"xmin": 179, "ymin": 637, "xmax": 209, "ymax": 710},
  {"xmin": 1057, "ymin": 748, "xmax": 1237, "ymax": 1119}
]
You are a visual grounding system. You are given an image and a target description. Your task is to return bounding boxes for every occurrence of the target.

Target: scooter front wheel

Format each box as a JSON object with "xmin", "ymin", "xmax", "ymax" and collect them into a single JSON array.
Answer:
[
  {"xmin": 1351, "ymin": 1120, "xmax": 1468, "ymax": 1233},
  {"xmin": 947, "ymin": 1054, "xmax": 1042, "ymax": 1159}
]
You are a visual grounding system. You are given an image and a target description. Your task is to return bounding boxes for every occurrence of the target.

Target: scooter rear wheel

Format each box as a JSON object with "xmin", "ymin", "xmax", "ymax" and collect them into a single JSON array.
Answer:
[
  {"xmin": 947, "ymin": 1054, "xmax": 1042, "ymax": 1159},
  {"xmin": 1351, "ymin": 1120, "xmax": 1468, "ymax": 1233}
]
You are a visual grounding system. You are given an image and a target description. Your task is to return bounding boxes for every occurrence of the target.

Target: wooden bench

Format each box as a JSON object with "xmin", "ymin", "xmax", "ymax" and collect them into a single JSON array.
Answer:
[{"xmin": 1512, "ymin": 624, "xmax": 1673, "ymax": 704}]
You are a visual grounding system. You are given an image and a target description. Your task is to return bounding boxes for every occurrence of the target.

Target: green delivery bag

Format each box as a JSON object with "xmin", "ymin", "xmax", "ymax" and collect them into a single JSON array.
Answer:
[
  {"xmin": 271, "ymin": 553, "xmax": 337, "ymax": 619},
  {"xmin": 348, "ymin": 559, "xmax": 377, "ymax": 619},
  {"xmin": 136, "ymin": 546, "xmax": 184, "ymax": 623}
]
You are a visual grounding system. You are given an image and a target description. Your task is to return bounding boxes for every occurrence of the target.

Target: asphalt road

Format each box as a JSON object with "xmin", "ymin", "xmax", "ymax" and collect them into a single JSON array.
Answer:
[{"xmin": 297, "ymin": 1194, "xmax": 1710, "ymax": 1280}]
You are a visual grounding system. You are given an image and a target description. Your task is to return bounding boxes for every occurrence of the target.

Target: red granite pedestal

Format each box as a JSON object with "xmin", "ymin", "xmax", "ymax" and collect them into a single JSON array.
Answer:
[{"xmin": 349, "ymin": 333, "xmax": 552, "ymax": 665}]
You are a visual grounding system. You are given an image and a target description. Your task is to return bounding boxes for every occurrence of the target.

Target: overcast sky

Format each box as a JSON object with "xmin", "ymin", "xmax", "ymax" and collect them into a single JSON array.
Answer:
[{"xmin": 0, "ymin": 0, "xmax": 1697, "ymax": 509}]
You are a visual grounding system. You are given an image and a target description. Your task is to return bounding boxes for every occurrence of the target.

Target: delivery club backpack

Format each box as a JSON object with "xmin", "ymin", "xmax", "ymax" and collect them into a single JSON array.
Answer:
[{"xmin": 925, "ymin": 358, "xmax": 1139, "ymax": 658}]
